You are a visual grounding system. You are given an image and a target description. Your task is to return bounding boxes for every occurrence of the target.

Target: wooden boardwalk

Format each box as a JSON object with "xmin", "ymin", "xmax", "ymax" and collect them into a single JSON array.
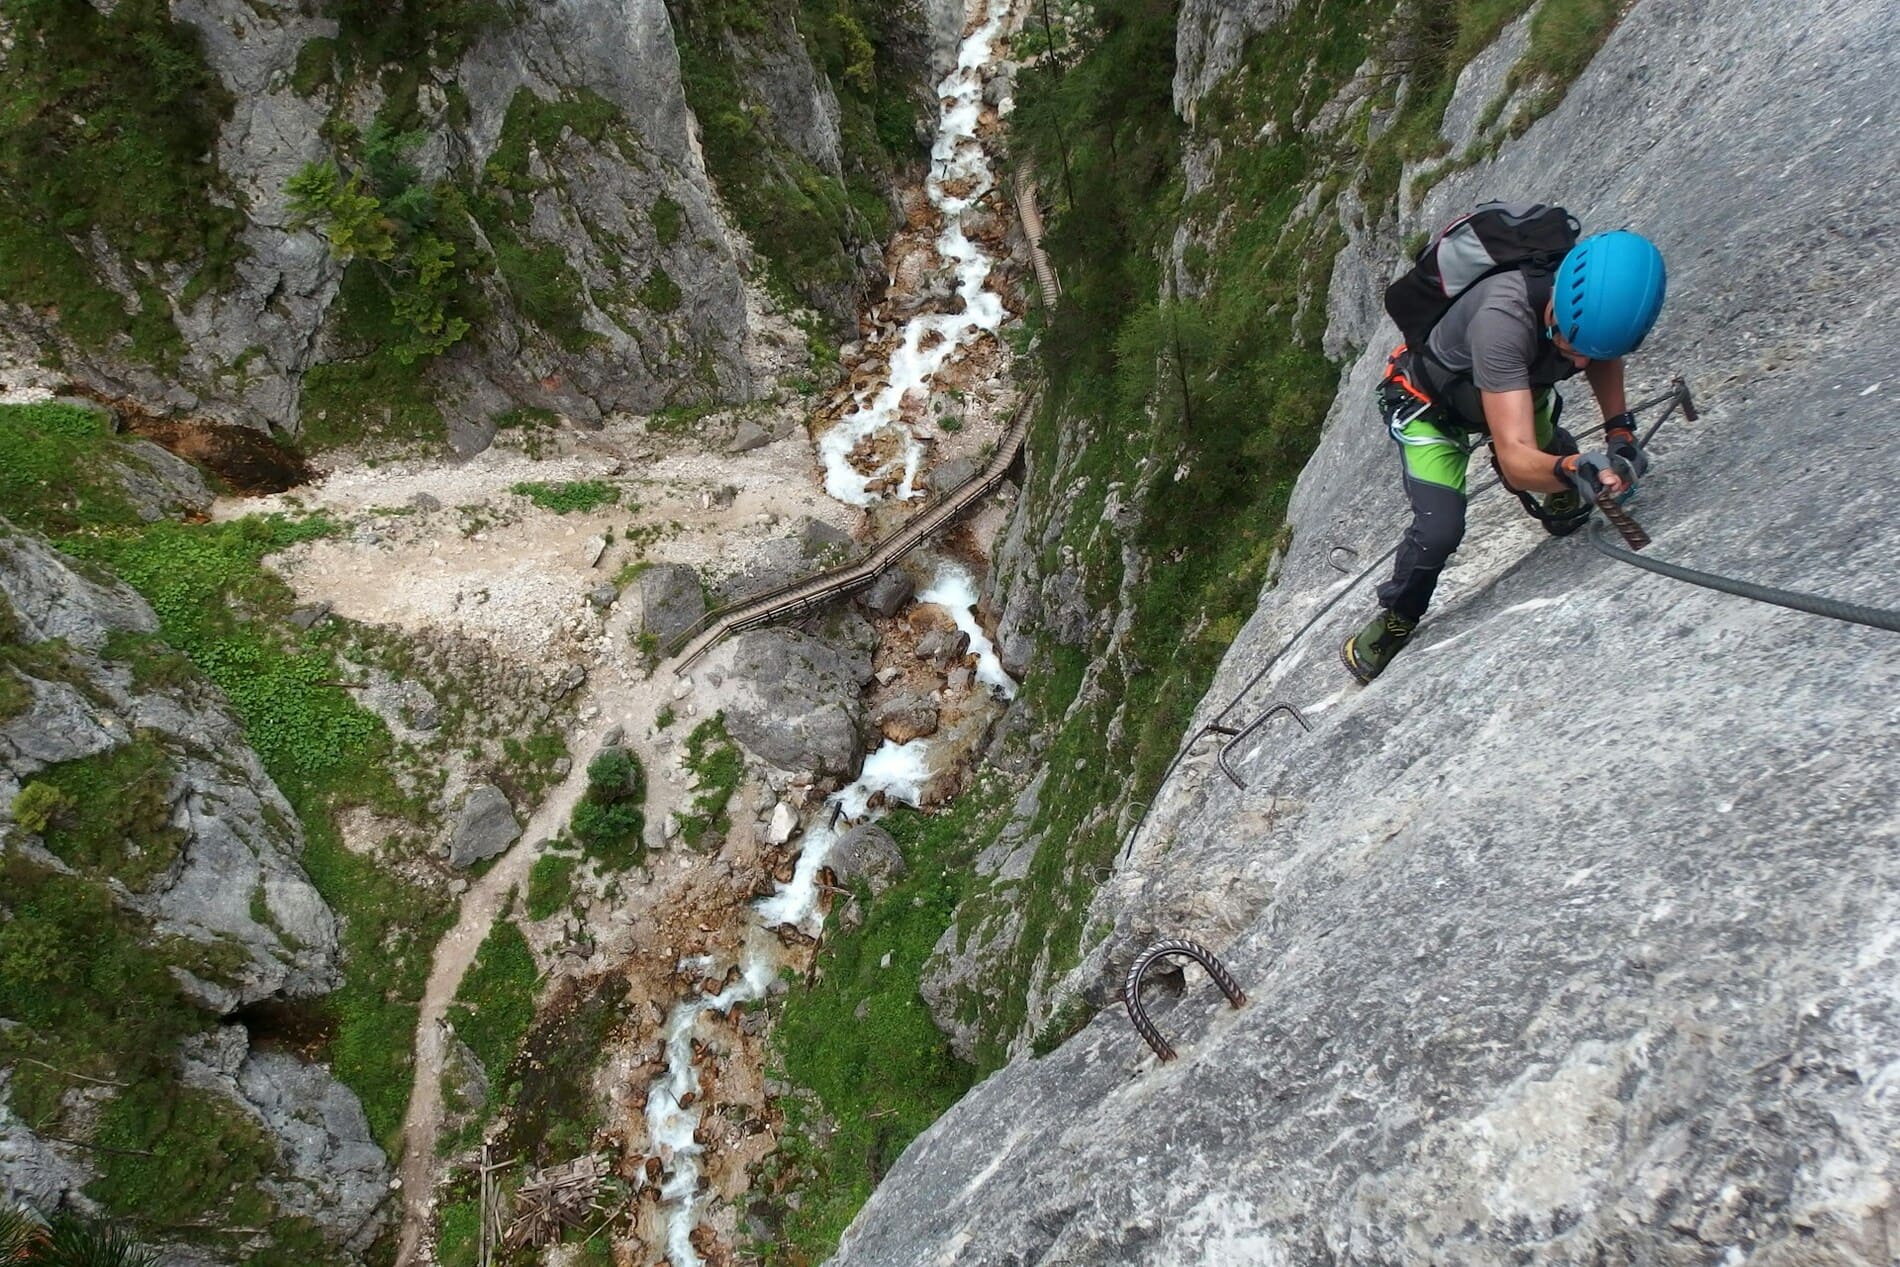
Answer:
[
  {"xmin": 668, "ymin": 398, "xmax": 1034, "ymax": 673},
  {"xmin": 665, "ymin": 175, "xmax": 1060, "ymax": 674}
]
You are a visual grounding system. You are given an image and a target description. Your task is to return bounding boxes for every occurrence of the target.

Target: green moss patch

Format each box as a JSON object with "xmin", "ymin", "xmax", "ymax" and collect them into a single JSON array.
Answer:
[
  {"xmin": 34, "ymin": 734, "xmax": 186, "ymax": 891},
  {"xmin": 0, "ymin": 403, "xmax": 141, "ymax": 535},
  {"xmin": 0, "ymin": 0, "xmax": 242, "ymax": 361},
  {"xmin": 509, "ymin": 479, "xmax": 619, "ymax": 514},
  {"xmin": 678, "ymin": 715, "xmax": 741, "ymax": 847},
  {"xmin": 449, "ymin": 919, "xmax": 539, "ymax": 1090},
  {"xmin": 758, "ymin": 792, "xmax": 1000, "ymax": 1261}
]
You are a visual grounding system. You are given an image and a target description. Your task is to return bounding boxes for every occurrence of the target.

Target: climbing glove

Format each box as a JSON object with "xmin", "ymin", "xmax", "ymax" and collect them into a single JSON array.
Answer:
[
  {"xmin": 1604, "ymin": 412, "xmax": 1648, "ymax": 477},
  {"xmin": 1555, "ymin": 451, "xmax": 1636, "ymax": 501}
]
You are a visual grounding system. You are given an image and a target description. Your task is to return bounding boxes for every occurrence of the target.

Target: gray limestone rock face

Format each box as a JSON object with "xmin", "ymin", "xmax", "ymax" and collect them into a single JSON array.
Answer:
[
  {"xmin": 0, "ymin": 531, "xmax": 157, "ymax": 652},
  {"xmin": 4, "ymin": 0, "xmax": 927, "ymax": 440},
  {"xmin": 858, "ymin": 567, "xmax": 916, "ymax": 618},
  {"xmin": 0, "ymin": 1072, "xmax": 95, "ymax": 1211},
  {"xmin": 179, "ymin": 1028, "xmax": 391, "ymax": 1251},
  {"xmin": 1173, "ymin": 0, "xmax": 1293, "ymax": 119},
  {"xmin": 833, "ymin": 1, "xmax": 1900, "ymax": 1264},
  {"xmin": 639, "ymin": 564, "xmax": 708, "ymax": 648},
  {"xmin": 108, "ymin": 440, "xmax": 216, "ymax": 524},
  {"xmin": 0, "ymin": 529, "xmax": 341, "ymax": 1006},
  {"xmin": 448, "ymin": 784, "xmax": 521, "ymax": 868},
  {"xmin": 829, "ymin": 823, "xmax": 906, "ymax": 898},
  {"xmin": 916, "ymin": 772, "xmax": 1044, "ymax": 1062},
  {"xmin": 693, "ymin": 628, "xmax": 873, "ymax": 779}
]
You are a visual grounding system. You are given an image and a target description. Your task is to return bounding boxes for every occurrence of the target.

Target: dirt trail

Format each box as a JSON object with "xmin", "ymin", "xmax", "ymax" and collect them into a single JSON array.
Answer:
[{"xmin": 390, "ymin": 593, "xmax": 659, "ymax": 1264}]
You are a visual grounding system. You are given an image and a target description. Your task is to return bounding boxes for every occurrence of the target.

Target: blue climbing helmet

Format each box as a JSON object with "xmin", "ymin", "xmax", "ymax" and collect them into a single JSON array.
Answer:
[{"xmin": 1550, "ymin": 230, "xmax": 1667, "ymax": 360}]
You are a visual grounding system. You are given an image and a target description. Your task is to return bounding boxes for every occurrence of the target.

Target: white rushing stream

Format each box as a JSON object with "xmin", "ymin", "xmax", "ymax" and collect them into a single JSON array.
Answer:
[
  {"xmin": 815, "ymin": 4, "xmax": 1014, "ymax": 506},
  {"xmin": 649, "ymin": 6, "xmax": 1022, "ymax": 1258},
  {"xmin": 646, "ymin": 560, "xmax": 1017, "ymax": 1261}
]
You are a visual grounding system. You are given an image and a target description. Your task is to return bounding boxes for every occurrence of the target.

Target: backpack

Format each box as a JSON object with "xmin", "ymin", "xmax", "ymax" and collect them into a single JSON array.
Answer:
[{"xmin": 1384, "ymin": 202, "xmax": 1581, "ymax": 353}]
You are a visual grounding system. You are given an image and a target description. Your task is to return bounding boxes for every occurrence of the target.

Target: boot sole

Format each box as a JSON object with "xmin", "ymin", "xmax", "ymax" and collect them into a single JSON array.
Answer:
[{"xmin": 1341, "ymin": 634, "xmax": 1376, "ymax": 685}]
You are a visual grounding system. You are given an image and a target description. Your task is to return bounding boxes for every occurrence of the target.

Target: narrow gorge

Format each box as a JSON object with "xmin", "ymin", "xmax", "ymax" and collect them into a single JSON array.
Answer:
[{"xmin": 3, "ymin": 0, "xmax": 1896, "ymax": 1265}]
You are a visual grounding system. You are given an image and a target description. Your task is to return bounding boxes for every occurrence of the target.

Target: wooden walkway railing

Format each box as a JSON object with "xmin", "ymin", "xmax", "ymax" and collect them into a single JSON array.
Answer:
[
  {"xmin": 667, "ymin": 396, "xmax": 1034, "ymax": 673},
  {"xmin": 665, "ymin": 172, "xmax": 1059, "ymax": 675}
]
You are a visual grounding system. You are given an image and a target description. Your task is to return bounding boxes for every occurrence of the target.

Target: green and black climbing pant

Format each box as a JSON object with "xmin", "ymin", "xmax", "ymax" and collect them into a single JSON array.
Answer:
[{"xmin": 1375, "ymin": 386, "xmax": 1560, "ymax": 621}]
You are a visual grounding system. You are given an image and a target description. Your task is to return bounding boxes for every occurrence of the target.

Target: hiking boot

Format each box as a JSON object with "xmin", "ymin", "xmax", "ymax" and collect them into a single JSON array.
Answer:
[
  {"xmin": 1538, "ymin": 489, "xmax": 1592, "ymax": 537},
  {"xmin": 1341, "ymin": 610, "xmax": 1418, "ymax": 684}
]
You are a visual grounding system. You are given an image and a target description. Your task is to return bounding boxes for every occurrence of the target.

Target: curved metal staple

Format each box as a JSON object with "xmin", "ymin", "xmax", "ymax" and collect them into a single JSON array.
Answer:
[
  {"xmin": 1214, "ymin": 703, "xmax": 1313, "ymax": 790},
  {"xmin": 1122, "ymin": 937, "xmax": 1247, "ymax": 1062},
  {"xmin": 1327, "ymin": 544, "xmax": 1359, "ymax": 574}
]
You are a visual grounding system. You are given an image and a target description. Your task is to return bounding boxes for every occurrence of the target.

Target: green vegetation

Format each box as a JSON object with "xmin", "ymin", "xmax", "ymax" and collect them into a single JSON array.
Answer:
[
  {"xmin": 568, "ymin": 746, "xmax": 646, "ymax": 867},
  {"xmin": 9, "ymin": 782, "xmax": 70, "ymax": 835},
  {"xmin": 0, "ymin": 853, "xmax": 350, "ymax": 1264},
  {"xmin": 1361, "ymin": 0, "xmax": 1631, "ymax": 207},
  {"xmin": 678, "ymin": 715, "xmax": 742, "ymax": 846},
  {"xmin": 760, "ymin": 793, "xmax": 1001, "ymax": 1261},
  {"xmin": 0, "ymin": 1200, "xmax": 161, "ymax": 1266},
  {"xmin": 448, "ymin": 919, "xmax": 539, "ymax": 1089},
  {"xmin": 33, "ymin": 735, "xmax": 185, "ymax": 891},
  {"xmin": 495, "ymin": 972, "xmax": 629, "ymax": 1167},
  {"xmin": 0, "ymin": 0, "xmax": 240, "ymax": 362},
  {"xmin": 509, "ymin": 479, "xmax": 620, "ymax": 514},
  {"xmin": 651, "ymin": 194, "xmax": 685, "ymax": 247},
  {"xmin": 636, "ymin": 265, "xmax": 683, "ymax": 313},
  {"xmin": 666, "ymin": 0, "xmax": 920, "ymax": 317},
  {"xmin": 0, "ymin": 403, "xmax": 137, "ymax": 535},
  {"xmin": 525, "ymin": 852, "xmax": 578, "ymax": 920}
]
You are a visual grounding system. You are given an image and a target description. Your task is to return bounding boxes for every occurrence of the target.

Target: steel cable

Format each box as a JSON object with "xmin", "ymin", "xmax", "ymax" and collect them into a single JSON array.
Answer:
[{"xmin": 1588, "ymin": 521, "xmax": 1900, "ymax": 633}]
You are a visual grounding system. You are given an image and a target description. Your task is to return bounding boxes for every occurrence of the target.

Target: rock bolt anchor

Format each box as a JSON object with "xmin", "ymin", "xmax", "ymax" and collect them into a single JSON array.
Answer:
[{"xmin": 1122, "ymin": 937, "xmax": 1247, "ymax": 1062}]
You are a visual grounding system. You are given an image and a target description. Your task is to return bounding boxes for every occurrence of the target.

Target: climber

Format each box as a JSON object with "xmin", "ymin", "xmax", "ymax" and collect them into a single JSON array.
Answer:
[{"xmin": 1342, "ymin": 216, "xmax": 1667, "ymax": 684}]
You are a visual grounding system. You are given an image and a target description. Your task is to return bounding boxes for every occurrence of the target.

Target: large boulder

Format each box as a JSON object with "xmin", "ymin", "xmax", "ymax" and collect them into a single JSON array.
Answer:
[
  {"xmin": 693, "ymin": 628, "xmax": 874, "ymax": 779},
  {"xmin": 447, "ymin": 784, "xmax": 521, "ymax": 868},
  {"xmin": 638, "ymin": 564, "xmax": 708, "ymax": 648},
  {"xmin": 858, "ymin": 567, "xmax": 916, "ymax": 617},
  {"xmin": 829, "ymin": 823, "xmax": 906, "ymax": 898}
]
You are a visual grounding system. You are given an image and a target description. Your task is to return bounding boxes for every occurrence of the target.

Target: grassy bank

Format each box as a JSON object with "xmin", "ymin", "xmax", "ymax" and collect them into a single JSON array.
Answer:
[
  {"xmin": 0, "ymin": 404, "xmax": 567, "ymax": 1258},
  {"xmin": 758, "ymin": 788, "xmax": 1006, "ymax": 1262}
]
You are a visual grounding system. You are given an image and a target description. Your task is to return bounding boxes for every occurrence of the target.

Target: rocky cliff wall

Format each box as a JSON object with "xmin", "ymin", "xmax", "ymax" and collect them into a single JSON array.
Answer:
[
  {"xmin": 833, "ymin": 0, "xmax": 1900, "ymax": 1261},
  {"xmin": 0, "ymin": 527, "xmax": 390, "ymax": 1253},
  {"xmin": 0, "ymin": 0, "xmax": 923, "ymax": 450}
]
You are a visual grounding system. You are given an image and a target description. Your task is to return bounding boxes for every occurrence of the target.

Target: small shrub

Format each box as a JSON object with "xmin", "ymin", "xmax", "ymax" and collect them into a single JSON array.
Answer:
[
  {"xmin": 568, "ymin": 801, "xmax": 644, "ymax": 868},
  {"xmin": 10, "ymin": 782, "xmax": 73, "ymax": 835},
  {"xmin": 655, "ymin": 704, "xmax": 676, "ymax": 730},
  {"xmin": 584, "ymin": 747, "xmax": 644, "ymax": 805}
]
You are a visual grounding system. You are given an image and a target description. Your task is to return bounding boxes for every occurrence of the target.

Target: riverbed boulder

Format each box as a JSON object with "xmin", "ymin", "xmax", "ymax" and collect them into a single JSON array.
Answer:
[
  {"xmin": 858, "ymin": 567, "xmax": 916, "ymax": 617},
  {"xmin": 639, "ymin": 564, "xmax": 708, "ymax": 648},
  {"xmin": 872, "ymin": 692, "xmax": 940, "ymax": 744},
  {"xmin": 693, "ymin": 628, "xmax": 873, "ymax": 779},
  {"xmin": 448, "ymin": 784, "xmax": 521, "ymax": 868},
  {"xmin": 829, "ymin": 824, "xmax": 906, "ymax": 898}
]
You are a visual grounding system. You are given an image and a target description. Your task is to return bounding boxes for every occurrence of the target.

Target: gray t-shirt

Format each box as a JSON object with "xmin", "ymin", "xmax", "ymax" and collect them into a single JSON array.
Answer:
[{"xmin": 1425, "ymin": 269, "xmax": 1578, "ymax": 394}]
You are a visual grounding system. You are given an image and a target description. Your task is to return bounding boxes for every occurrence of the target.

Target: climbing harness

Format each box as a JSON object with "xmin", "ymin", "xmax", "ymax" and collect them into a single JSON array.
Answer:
[{"xmin": 1122, "ymin": 938, "xmax": 1247, "ymax": 1062}]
